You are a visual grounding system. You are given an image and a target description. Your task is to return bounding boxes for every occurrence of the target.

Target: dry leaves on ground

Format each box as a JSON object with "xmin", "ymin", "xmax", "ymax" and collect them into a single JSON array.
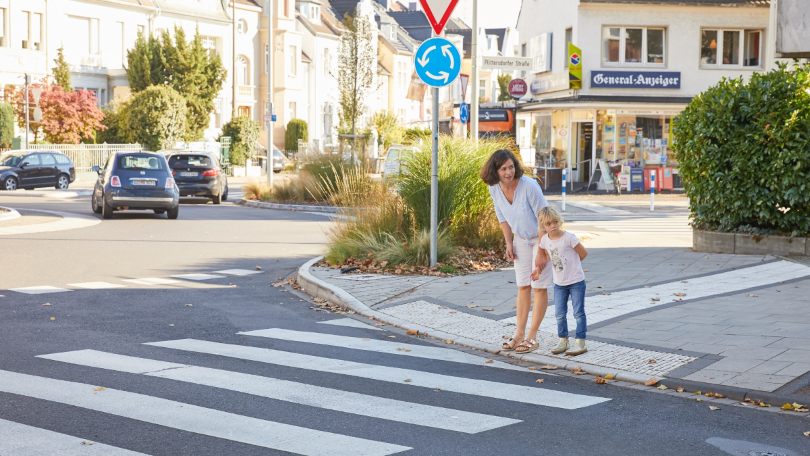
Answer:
[
  {"xmin": 49, "ymin": 317, "xmax": 55, "ymax": 321},
  {"xmin": 605, "ymin": 374, "xmax": 614, "ymax": 379},
  {"xmin": 93, "ymin": 387, "xmax": 105, "ymax": 391},
  {"xmin": 81, "ymin": 441, "xmax": 94, "ymax": 446},
  {"xmin": 595, "ymin": 376, "xmax": 607, "ymax": 384},
  {"xmin": 256, "ymin": 266, "xmax": 262, "ymax": 270},
  {"xmin": 804, "ymin": 431, "xmax": 810, "ymax": 437},
  {"xmin": 42, "ymin": 303, "xmax": 51, "ymax": 306},
  {"xmin": 571, "ymin": 366, "xmax": 587, "ymax": 375},
  {"xmin": 677, "ymin": 387, "xmax": 684, "ymax": 393},
  {"xmin": 674, "ymin": 292, "xmax": 687, "ymax": 297},
  {"xmin": 316, "ymin": 248, "xmax": 510, "ymax": 277},
  {"xmin": 388, "ymin": 336, "xmax": 396, "ymax": 339},
  {"xmin": 403, "ymin": 379, "xmax": 411, "ymax": 383},
  {"xmin": 406, "ymin": 329, "xmax": 418, "ymax": 335},
  {"xmin": 445, "ymin": 339, "xmax": 453, "ymax": 344},
  {"xmin": 540, "ymin": 365, "xmax": 558, "ymax": 370},
  {"xmin": 657, "ymin": 384, "xmax": 668, "ymax": 390},
  {"xmin": 465, "ymin": 304, "xmax": 478, "ymax": 308},
  {"xmin": 599, "ymin": 292, "xmax": 612, "ymax": 296},
  {"xmin": 650, "ymin": 298, "xmax": 660, "ymax": 302},
  {"xmin": 747, "ymin": 294, "xmax": 758, "ymax": 297},
  {"xmin": 362, "ymin": 338, "xmax": 371, "ymax": 341},
  {"xmin": 648, "ymin": 359, "xmax": 657, "ymax": 364},
  {"xmin": 528, "ymin": 367, "xmax": 536, "ymax": 371},
  {"xmin": 645, "ymin": 377, "xmax": 659, "ymax": 386},
  {"xmin": 709, "ymin": 406, "xmax": 721, "ymax": 411},
  {"xmin": 482, "ymin": 308, "xmax": 494, "ymax": 311},
  {"xmin": 536, "ymin": 379, "xmax": 544, "ymax": 384},
  {"xmin": 486, "ymin": 359, "xmax": 494, "ymax": 363}
]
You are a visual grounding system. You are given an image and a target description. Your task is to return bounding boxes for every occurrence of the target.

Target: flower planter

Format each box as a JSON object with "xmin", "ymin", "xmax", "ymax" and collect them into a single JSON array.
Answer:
[{"xmin": 693, "ymin": 229, "xmax": 809, "ymax": 256}]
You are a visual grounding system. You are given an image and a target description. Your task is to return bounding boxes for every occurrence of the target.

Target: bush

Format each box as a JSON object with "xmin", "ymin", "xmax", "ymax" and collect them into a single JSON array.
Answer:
[
  {"xmin": 285, "ymin": 119, "xmax": 308, "ymax": 151},
  {"xmin": 221, "ymin": 115, "xmax": 260, "ymax": 166},
  {"xmin": 673, "ymin": 62, "xmax": 810, "ymax": 236},
  {"xmin": 124, "ymin": 86, "xmax": 187, "ymax": 151},
  {"xmin": 403, "ymin": 127, "xmax": 431, "ymax": 144},
  {"xmin": 0, "ymin": 103, "xmax": 14, "ymax": 149},
  {"xmin": 97, "ymin": 102, "xmax": 129, "ymax": 144}
]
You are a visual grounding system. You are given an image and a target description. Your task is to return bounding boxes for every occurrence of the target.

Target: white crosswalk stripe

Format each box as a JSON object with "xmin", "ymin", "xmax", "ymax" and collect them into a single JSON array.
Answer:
[
  {"xmin": 122, "ymin": 278, "xmax": 180, "ymax": 286},
  {"xmin": 67, "ymin": 282, "xmax": 126, "ymax": 289},
  {"xmin": 214, "ymin": 269, "xmax": 264, "ymax": 276},
  {"xmin": 318, "ymin": 317, "xmax": 384, "ymax": 331},
  {"xmin": 570, "ymin": 217, "xmax": 691, "ymax": 236},
  {"xmin": 9, "ymin": 286, "xmax": 71, "ymax": 295},
  {"xmin": 0, "ymin": 418, "xmax": 151, "ymax": 456},
  {"xmin": 240, "ymin": 328, "xmax": 546, "ymax": 373},
  {"xmin": 147, "ymin": 338, "xmax": 610, "ymax": 409},
  {"xmin": 38, "ymin": 349, "xmax": 520, "ymax": 433},
  {"xmin": 0, "ymin": 369, "xmax": 411, "ymax": 456},
  {"xmin": 171, "ymin": 273, "xmax": 225, "ymax": 281}
]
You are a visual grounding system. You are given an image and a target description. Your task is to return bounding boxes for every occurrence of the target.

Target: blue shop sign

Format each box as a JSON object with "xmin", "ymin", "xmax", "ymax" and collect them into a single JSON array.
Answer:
[{"xmin": 591, "ymin": 71, "xmax": 681, "ymax": 89}]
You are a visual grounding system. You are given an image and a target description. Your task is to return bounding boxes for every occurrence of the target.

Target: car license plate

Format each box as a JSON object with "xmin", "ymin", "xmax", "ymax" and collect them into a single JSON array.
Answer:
[
  {"xmin": 180, "ymin": 172, "xmax": 198, "ymax": 177},
  {"xmin": 132, "ymin": 179, "xmax": 156, "ymax": 186}
]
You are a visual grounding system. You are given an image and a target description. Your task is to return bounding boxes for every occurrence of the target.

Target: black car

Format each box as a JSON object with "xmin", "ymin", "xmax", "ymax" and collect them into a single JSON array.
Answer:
[
  {"xmin": 167, "ymin": 152, "xmax": 229, "ymax": 204},
  {"xmin": 91, "ymin": 152, "xmax": 180, "ymax": 219},
  {"xmin": 0, "ymin": 150, "xmax": 76, "ymax": 191}
]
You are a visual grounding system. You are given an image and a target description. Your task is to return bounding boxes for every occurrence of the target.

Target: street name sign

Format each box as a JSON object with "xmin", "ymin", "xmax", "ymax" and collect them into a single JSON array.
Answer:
[
  {"xmin": 414, "ymin": 37, "xmax": 462, "ymax": 88},
  {"xmin": 459, "ymin": 102, "xmax": 469, "ymax": 124},
  {"xmin": 481, "ymin": 56, "xmax": 532, "ymax": 70},
  {"xmin": 419, "ymin": 0, "xmax": 459, "ymax": 36}
]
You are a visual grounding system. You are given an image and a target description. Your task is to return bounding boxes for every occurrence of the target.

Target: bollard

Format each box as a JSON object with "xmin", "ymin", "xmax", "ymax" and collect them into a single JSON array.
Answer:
[
  {"xmin": 561, "ymin": 168, "xmax": 567, "ymax": 211},
  {"xmin": 650, "ymin": 171, "xmax": 655, "ymax": 212}
]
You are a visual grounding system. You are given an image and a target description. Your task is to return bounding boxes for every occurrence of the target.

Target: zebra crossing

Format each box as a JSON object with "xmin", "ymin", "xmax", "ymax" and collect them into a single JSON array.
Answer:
[
  {"xmin": 0, "ymin": 325, "xmax": 611, "ymax": 455},
  {"xmin": 569, "ymin": 216, "xmax": 692, "ymax": 236}
]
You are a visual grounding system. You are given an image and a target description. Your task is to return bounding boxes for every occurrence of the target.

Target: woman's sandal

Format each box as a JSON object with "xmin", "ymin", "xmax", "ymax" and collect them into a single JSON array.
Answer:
[
  {"xmin": 502, "ymin": 337, "xmax": 519, "ymax": 351},
  {"xmin": 515, "ymin": 339, "xmax": 539, "ymax": 354}
]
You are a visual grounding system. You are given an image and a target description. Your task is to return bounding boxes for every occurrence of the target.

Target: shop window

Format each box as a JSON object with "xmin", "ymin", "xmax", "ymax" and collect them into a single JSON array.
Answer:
[
  {"xmin": 601, "ymin": 26, "xmax": 666, "ymax": 66},
  {"xmin": 701, "ymin": 29, "xmax": 762, "ymax": 68}
]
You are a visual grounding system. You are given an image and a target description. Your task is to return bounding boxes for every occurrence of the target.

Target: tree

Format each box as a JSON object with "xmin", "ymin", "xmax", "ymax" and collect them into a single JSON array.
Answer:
[
  {"xmin": 9, "ymin": 82, "xmax": 105, "ymax": 144},
  {"xmin": 96, "ymin": 102, "xmax": 130, "ymax": 144},
  {"xmin": 125, "ymin": 27, "xmax": 226, "ymax": 141},
  {"xmin": 52, "ymin": 46, "xmax": 73, "ymax": 92},
  {"xmin": 285, "ymin": 119, "xmax": 308, "ymax": 151},
  {"xmin": 124, "ymin": 85, "xmax": 187, "ymax": 151},
  {"xmin": 0, "ymin": 103, "xmax": 14, "ymax": 149},
  {"xmin": 220, "ymin": 115, "xmax": 260, "ymax": 166},
  {"xmin": 337, "ymin": 13, "xmax": 375, "ymax": 136},
  {"xmin": 497, "ymin": 74, "xmax": 513, "ymax": 101},
  {"xmin": 370, "ymin": 111, "xmax": 403, "ymax": 151}
]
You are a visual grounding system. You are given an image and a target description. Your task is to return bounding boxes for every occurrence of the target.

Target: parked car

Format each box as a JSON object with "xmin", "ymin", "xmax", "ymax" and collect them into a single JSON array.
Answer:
[
  {"xmin": 381, "ymin": 145, "xmax": 414, "ymax": 181},
  {"xmin": 0, "ymin": 150, "xmax": 75, "ymax": 191},
  {"xmin": 91, "ymin": 152, "xmax": 179, "ymax": 219},
  {"xmin": 166, "ymin": 152, "xmax": 229, "ymax": 204},
  {"xmin": 271, "ymin": 148, "xmax": 292, "ymax": 173}
]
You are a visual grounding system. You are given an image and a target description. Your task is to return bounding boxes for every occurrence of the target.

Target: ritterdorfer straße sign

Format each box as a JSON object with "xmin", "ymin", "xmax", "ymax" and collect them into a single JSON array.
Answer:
[{"xmin": 481, "ymin": 56, "xmax": 532, "ymax": 70}]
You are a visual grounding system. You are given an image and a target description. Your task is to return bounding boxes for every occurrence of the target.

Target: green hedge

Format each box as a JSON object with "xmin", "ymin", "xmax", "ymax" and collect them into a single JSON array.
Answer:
[
  {"xmin": 673, "ymin": 63, "xmax": 810, "ymax": 236},
  {"xmin": 0, "ymin": 103, "xmax": 14, "ymax": 149},
  {"xmin": 220, "ymin": 115, "xmax": 260, "ymax": 166},
  {"xmin": 124, "ymin": 85, "xmax": 187, "ymax": 151},
  {"xmin": 285, "ymin": 119, "xmax": 308, "ymax": 151}
]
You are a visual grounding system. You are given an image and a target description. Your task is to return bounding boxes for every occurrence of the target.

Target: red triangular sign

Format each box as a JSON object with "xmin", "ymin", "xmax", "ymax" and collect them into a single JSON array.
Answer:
[{"xmin": 419, "ymin": 0, "xmax": 460, "ymax": 36}]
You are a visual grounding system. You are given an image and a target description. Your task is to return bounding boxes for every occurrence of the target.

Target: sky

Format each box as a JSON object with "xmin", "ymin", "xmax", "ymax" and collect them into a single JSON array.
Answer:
[{"xmin": 452, "ymin": 0, "xmax": 522, "ymax": 30}]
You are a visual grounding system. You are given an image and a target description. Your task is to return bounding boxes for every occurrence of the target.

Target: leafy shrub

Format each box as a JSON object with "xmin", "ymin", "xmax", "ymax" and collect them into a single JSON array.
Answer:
[
  {"xmin": 221, "ymin": 115, "xmax": 260, "ymax": 166},
  {"xmin": 673, "ymin": 62, "xmax": 810, "ymax": 236},
  {"xmin": 97, "ymin": 102, "xmax": 129, "ymax": 144},
  {"xmin": 285, "ymin": 119, "xmax": 308, "ymax": 151},
  {"xmin": 0, "ymin": 103, "xmax": 14, "ymax": 148},
  {"xmin": 403, "ymin": 127, "xmax": 430, "ymax": 144},
  {"xmin": 124, "ymin": 85, "xmax": 187, "ymax": 151}
]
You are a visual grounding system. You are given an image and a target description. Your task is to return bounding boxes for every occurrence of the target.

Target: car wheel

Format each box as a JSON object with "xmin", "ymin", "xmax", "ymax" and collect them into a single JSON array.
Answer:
[
  {"xmin": 91, "ymin": 194, "xmax": 102, "ymax": 214},
  {"xmin": 55, "ymin": 174, "xmax": 70, "ymax": 190},
  {"xmin": 167, "ymin": 206, "xmax": 179, "ymax": 219},
  {"xmin": 3, "ymin": 177, "xmax": 18, "ymax": 191},
  {"xmin": 222, "ymin": 185, "xmax": 229, "ymax": 201},
  {"xmin": 154, "ymin": 209, "xmax": 166, "ymax": 214},
  {"xmin": 273, "ymin": 169, "xmax": 281, "ymax": 173},
  {"xmin": 102, "ymin": 198, "xmax": 114, "ymax": 219},
  {"xmin": 211, "ymin": 192, "xmax": 222, "ymax": 205}
]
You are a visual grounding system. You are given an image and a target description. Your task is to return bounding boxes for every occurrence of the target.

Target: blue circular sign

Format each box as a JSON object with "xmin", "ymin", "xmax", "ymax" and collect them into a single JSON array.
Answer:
[
  {"xmin": 459, "ymin": 102, "xmax": 469, "ymax": 124},
  {"xmin": 414, "ymin": 37, "xmax": 462, "ymax": 88}
]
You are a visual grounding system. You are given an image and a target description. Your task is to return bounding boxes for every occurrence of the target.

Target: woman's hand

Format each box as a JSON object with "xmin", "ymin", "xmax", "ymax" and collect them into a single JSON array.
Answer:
[
  {"xmin": 535, "ymin": 248, "xmax": 548, "ymax": 270},
  {"xmin": 506, "ymin": 242, "xmax": 516, "ymax": 261}
]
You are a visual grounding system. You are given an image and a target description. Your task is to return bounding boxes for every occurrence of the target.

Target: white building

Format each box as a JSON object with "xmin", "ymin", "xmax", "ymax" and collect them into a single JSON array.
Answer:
[{"xmin": 516, "ymin": 0, "xmax": 775, "ymax": 186}]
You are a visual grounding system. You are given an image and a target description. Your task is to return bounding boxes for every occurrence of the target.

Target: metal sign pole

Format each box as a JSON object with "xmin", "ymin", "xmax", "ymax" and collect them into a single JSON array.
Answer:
[
  {"xmin": 430, "ymin": 87, "xmax": 439, "ymax": 266},
  {"xmin": 470, "ymin": 0, "xmax": 478, "ymax": 144},
  {"xmin": 24, "ymin": 74, "xmax": 29, "ymax": 148},
  {"xmin": 267, "ymin": 0, "xmax": 274, "ymax": 189}
]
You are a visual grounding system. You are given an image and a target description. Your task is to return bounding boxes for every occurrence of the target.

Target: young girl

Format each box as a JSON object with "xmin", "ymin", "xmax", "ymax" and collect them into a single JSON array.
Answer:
[{"xmin": 531, "ymin": 206, "xmax": 589, "ymax": 356}]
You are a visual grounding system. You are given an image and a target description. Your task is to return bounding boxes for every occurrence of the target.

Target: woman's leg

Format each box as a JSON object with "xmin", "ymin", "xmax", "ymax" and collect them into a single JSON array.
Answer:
[
  {"xmin": 514, "ymin": 285, "xmax": 531, "ymax": 342},
  {"xmin": 526, "ymin": 288, "xmax": 547, "ymax": 341}
]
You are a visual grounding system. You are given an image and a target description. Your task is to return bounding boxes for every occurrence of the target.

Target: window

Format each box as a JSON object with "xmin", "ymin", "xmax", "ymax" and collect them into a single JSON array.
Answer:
[
  {"xmin": 564, "ymin": 27, "xmax": 572, "ymax": 68},
  {"xmin": 238, "ymin": 106, "xmax": 250, "ymax": 117},
  {"xmin": 288, "ymin": 101, "xmax": 297, "ymax": 120},
  {"xmin": 21, "ymin": 154, "xmax": 40, "ymax": 166},
  {"xmin": 478, "ymin": 80, "xmax": 486, "ymax": 98},
  {"xmin": 138, "ymin": 24, "xmax": 145, "ymax": 35},
  {"xmin": 323, "ymin": 48, "xmax": 330, "ymax": 77},
  {"xmin": 284, "ymin": 0, "xmax": 289, "ymax": 17},
  {"xmin": 40, "ymin": 154, "xmax": 55, "ymax": 165},
  {"xmin": 0, "ymin": 8, "xmax": 5, "ymax": 47},
  {"xmin": 288, "ymin": 45, "xmax": 297, "ymax": 76},
  {"xmin": 110, "ymin": 22, "xmax": 125, "ymax": 69},
  {"xmin": 236, "ymin": 55, "xmax": 249, "ymax": 85},
  {"xmin": 265, "ymin": 44, "xmax": 269, "ymax": 74},
  {"xmin": 68, "ymin": 16, "xmax": 91, "ymax": 56},
  {"xmin": 237, "ymin": 19, "xmax": 247, "ymax": 34},
  {"xmin": 601, "ymin": 26, "xmax": 666, "ymax": 66},
  {"xmin": 701, "ymin": 29, "xmax": 762, "ymax": 68},
  {"xmin": 21, "ymin": 12, "xmax": 29, "ymax": 49},
  {"xmin": 201, "ymin": 36, "xmax": 218, "ymax": 58},
  {"xmin": 32, "ymin": 13, "xmax": 42, "ymax": 50}
]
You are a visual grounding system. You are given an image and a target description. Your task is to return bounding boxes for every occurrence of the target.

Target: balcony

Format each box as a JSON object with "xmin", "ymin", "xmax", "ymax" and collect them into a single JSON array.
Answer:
[{"xmin": 0, "ymin": 49, "xmax": 47, "ymax": 77}]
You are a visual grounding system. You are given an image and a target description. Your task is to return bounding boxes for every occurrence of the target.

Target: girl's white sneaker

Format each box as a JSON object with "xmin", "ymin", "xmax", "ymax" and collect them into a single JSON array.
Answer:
[
  {"xmin": 565, "ymin": 339, "xmax": 587, "ymax": 356},
  {"xmin": 550, "ymin": 338, "xmax": 569, "ymax": 354}
]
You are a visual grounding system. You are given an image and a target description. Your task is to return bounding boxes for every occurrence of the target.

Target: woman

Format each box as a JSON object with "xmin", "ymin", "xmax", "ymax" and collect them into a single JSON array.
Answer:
[{"xmin": 480, "ymin": 149, "xmax": 552, "ymax": 354}]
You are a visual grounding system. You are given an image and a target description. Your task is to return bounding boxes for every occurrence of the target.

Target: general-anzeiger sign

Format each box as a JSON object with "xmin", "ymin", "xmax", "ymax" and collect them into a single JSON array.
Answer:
[{"xmin": 590, "ymin": 71, "xmax": 681, "ymax": 89}]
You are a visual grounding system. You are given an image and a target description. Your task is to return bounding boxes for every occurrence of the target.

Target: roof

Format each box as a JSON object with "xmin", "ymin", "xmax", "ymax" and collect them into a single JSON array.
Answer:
[
  {"xmin": 379, "ymin": 33, "xmax": 412, "ymax": 54},
  {"xmin": 390, "ymin": 1, "xmax": 407, "ymax": 11},
  {"xmin": 301, "ymin": 50, "xmax": 312, "ymax": 62},
  {"xmin": 329, "ymin": 0, "xmax": 360, "ymax": 20},
  {"xmin": 485, "ymin": 28, "xmax": 507, "ymax": 52},
  {"xmin": 152, "ymin": 0, "xmax": 231, "ymax": 22},
  {"xmin": 378, "ymin": 60, "xmax": 391, "ymax": 75},
  {"xmin": 96, "ymin": 0, "xmax": 155, "ymax": 8},
  {"xmin": 445, "ymin": 28, "xmax": 471, "ymax": 58},
  {"xmin": 298, "ymin": 12, "xmax": 341, "ymax": 36},
  {"xmin": 580, "ymin": 0, "xmax": 768, "ymax": 5},
  {"xmin": 232, "ymin": 0, "xmax": 261, "ymax": 7},
  {"xmin": 386, "ymin": 10, "xmax": 430, "ymax": 28}
]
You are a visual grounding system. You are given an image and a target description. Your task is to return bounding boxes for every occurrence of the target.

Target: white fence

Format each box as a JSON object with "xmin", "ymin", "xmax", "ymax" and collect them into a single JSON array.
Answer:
[{"xmin": 28, "ymin": 143, "xmax": 144, "ymax": 173}]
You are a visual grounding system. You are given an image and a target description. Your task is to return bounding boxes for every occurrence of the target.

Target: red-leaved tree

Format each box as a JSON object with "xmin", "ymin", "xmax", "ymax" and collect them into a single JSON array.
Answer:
[{"xmin": 11, "ymin": 81, "xmax": 106, "ymax": 144}]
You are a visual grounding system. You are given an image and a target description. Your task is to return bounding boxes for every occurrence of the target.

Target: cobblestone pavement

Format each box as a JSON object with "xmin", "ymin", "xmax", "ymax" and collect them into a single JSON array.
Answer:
[{"xmin": 309, "ymin": 199, "xmax": 810, "ymax": 395}]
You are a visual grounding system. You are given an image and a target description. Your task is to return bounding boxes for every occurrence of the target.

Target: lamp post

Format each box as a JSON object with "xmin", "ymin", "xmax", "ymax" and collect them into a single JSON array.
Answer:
[{"xmin": 266, "ymin": 0, "xmax": 274, "ymax": 188}]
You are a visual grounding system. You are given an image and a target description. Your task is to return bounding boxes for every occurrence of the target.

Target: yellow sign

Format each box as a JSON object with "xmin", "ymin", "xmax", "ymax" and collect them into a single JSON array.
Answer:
[{"xmin": 568, "ymin": 43, "xmax": 582, "ymax": 90}]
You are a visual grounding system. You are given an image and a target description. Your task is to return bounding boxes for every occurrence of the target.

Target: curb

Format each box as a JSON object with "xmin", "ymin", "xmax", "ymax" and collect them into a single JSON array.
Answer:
[
  {"xmin": 238, "ymin": 199, "xmax": 346, "ymax": 213},
  {"xmin": 0, "ymin": 189, "xmax": 93, "ymax": 198},
  {"xmin": 298, "ymin": 255, "xmax": 810, "ymax": 407},
  {"xmin": 0, "ymin": 206, "xmax": 21, "ymax": 222}
]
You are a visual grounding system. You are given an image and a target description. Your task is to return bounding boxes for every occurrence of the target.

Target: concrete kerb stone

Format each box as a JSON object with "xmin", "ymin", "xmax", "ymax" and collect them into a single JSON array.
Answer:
[
  {"xmin": 0, "ymin": 206, "xmax": 21, "ymax": 222},
  {"xmin": 297, "ymin": 255, "xmax": 668, "ymax": 387},
  {"xmin": 239, "ymin": 199, "xmax": 347, "ymax": 213},
  {"xmin": 0, "ymin": 189, "xmax": 92, "ymax": 198}
]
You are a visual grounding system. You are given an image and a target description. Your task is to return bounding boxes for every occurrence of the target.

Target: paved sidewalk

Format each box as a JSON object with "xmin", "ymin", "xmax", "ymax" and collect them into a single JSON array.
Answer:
[{"xmin": 299, "ymin": 212, "xmax": 810, "ymax": 398}]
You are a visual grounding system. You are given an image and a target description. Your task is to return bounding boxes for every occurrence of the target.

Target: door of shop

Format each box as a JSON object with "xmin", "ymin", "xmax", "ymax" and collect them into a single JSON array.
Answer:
[{"xmin": 575, "ymin": 123, "xmax": 593, "ymax": 183}]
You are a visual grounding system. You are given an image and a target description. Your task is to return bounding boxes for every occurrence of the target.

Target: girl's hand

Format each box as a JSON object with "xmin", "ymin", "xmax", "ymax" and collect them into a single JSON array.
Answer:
[
  {"xmin": 535, "ymin": 248, "xmax": 548, "ymax": 270},
  {"xmin": 530, "ymin": 268, "xmax": 540, "ymax": 281},
  {"xmin": 506, "ymin": 243, "xmax": 516, "ymax": 261}
]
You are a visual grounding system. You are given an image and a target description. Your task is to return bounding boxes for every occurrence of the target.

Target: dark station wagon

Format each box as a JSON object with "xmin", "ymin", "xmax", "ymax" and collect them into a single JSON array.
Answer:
[
  {"xmin": 0, "ymin": 150, "xmax": 75, "ymax": 191},
  {"xmin": 91, "ymin": 152, "xmax": 179, "ymax": 219}
]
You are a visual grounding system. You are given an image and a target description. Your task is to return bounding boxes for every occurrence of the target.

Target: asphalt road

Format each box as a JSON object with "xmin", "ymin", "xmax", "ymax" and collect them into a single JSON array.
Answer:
[{"xmin": 0, "ymin": 193, "xmax": 807, "ymax": 456}]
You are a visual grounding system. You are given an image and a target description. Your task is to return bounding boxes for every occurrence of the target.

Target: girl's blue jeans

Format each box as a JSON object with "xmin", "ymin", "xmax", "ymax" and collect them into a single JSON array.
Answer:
[{"xmin": 554, "ymin": 280, "xmax": 587, "ymax": 339}]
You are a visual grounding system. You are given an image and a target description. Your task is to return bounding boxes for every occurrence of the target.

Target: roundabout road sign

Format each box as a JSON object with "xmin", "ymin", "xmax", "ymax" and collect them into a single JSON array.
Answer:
[
  {"xmin": 414, "ymin": 37, "xmax": 461, "ymax": 88},
  {"xmin": 459, "ymin": 102, "xmax": 469, "ymax": 123}
]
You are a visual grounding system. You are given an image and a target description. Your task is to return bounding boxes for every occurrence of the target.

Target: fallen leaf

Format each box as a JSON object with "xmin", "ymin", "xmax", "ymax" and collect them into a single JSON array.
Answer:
[
  {"xmin": 81, "ymin": 441, "xmax": 94, "ymax": 445},
  {"xmin": 649, "ymin": 359, "xmax": 657, "ymax": 364},
  {"xmin": 657, "ymin": 385, "xmax": 668, "ymax": 390},
  {"xmin": 674, "ymin": 292, "xmax": 687, "ymax": 297},
  {"xmin": 605, "ymin": 374, "xmax": 614, "ymax": 379},
  {"xmin": 696, "ymin": 398, "xmax": 702, "ymax": 402},
  {"xmin": 255, "ymin": 266, "xmax": 262, "ymax": 270},
  {"xmin": 677, "ymin": 387, "xmax": 684, "ymax": 393},
  {"xmin": 486, "ymin": 359, "xmax": 494, "ymax": 363},
  {"xmin": 403, "ymin": 379, "xmax": 411, "ymax": 382},
  {"xmin": 388, "ymin": 336, "xmax": 396, "ymax": 339},
  {"xmin": 650, "ymin": 298, "xmax": 660, "ymax": 302},
  {"xmin": 93, "ymin": 387, "xmax": 105, "ymax": 391},
  {"xmin": 599, "ymin": 292, "xmax": 612, "ymax": 296},
  {"xmin": 804, "ymin": 431, "xmax": 810, "ymax": 437},
  {"xmin": 747, "ymin": 294, "xmax": 758, "ymax": 297},
  {"xmin": 406, "ymin": 329, "xmax": 418, "ymax": 335},
  {"xmin": 595, "ymin": 376, "xmax": 607, "ymax": 384},
  {"xmin": 709, "ymin": 406, "xmax": 720, "ymax": 411},
  {"xmin": 460, "ymin": 281, "xmax": 469, "ymax": 284},
  {"xmin": 645, "ymin": 377, "xmax": 659, "ymax": 386},
  {"xmin": 403, "ymin": 348, "xmax": 411, "ymax": 352},
  {"xmin": 445, "ymin": 339, "xmax": 453, "ymax": 344},
  {"xmin": 696, "ymin": 391, "xmax": 702, "ymax": 395},
  {"xmin": 482, "ymin": 308, "xmax": 494, "ymax": 311},
  {"xmin": 782, "ymin": 403, "xmax": 794, "ymax": 411},
  {"xmin": 42, "ymin": 303, "xmax": 51, "ymax": 306},
  {"xmin": 465, "ymin": 304, "xmax": 478, "ymax": 308},
  {"xmin": 680, "ymin": 280, "xmax": 688, "ymax": 283},
  {"xmin": 185, "ymin": 304, "xmax": 193, "ymax": 307},
  {"xmin": 536, "ymin": 378, "xmax": 544, "ymax": 383},
  {"xmin": 362, "ymin": 338, "xmax": 371, "ymax": 341},
  {"xmin": 541, "ymin": 365, "xmax": 558, "ymax": 370},
  {"xmin": 714, "ymin": 394, "xmax": 724, "ymax": 398},
  {"xmin": 49, "ymin": 317, "xmax": 55, "ymax": 321},
  {"xmin": 583, "ymin": 269, "xmax": 588, "ymax": 272},
  {"xmin": 571, "ymin": 366, "xmax": 587, "ymax": 375},
  {"xmin": 493, "ymin": 349, "xmax": 501, "ymax": 354},
  {"xmin": 528, "ymin": 366, "xmax": 536, "ymax": 370}
]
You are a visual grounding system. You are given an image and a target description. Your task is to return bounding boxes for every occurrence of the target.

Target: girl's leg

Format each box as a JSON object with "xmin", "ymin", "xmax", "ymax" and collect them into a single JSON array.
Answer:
[
  {"xmin": 526, "ymin": 288, "xmax": 548, "ymax": 341},
  {"xmin": 571, "ymin": 281, "xmax": 588, "ymax": 340},
  {"xmin": 554, "ymin": 284, "xmax": 570, "ymax": 338},
  {"xmin": 514, "ymin": 285, "xmax": 531, "ymax": 342}
]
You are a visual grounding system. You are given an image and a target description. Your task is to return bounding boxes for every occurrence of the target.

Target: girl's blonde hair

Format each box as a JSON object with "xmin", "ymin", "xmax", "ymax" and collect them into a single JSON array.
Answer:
[{"xmin": 537, "ymin": 206, "xmax": 564, "ymax": 229}]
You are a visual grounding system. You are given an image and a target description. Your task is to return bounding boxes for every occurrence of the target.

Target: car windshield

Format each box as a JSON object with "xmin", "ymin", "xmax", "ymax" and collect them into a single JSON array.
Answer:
[
  {"xmin": 118, "ymin": 154, "xmax": 164, "ymax": 170},
  {"xmin": 0, "ymin": 154, "xmax": 23, "ymax": 167},
  {"xmin": 169, "ymin": 155, "xmax": 212, "ymax": 168},
  {"xmin": 273, "ymin": 150, "xmax": 285, "ymax": 159}
]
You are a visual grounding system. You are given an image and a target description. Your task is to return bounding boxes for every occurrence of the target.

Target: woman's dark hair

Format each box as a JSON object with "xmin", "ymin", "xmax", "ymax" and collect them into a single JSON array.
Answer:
[{"xmin": 479, "ymin": 149, "xmax": 523, "ymax": 186}]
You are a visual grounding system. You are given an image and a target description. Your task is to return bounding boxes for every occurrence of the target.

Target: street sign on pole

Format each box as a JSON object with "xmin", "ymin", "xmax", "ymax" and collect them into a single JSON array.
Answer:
[
  {"xmin": 459, "ymin": 102, "xmax": 468, "ymax": 124},
  {"xmin": 459, "ymin": 73, "xmax": 469, "ymax": 101},
  {"xmin": 414, "ymin": 37, "xmax": 462, "ymax": 88},
  {"xmin": 418, "ymin": 0, "xmax": 459, "ymax": 35}
]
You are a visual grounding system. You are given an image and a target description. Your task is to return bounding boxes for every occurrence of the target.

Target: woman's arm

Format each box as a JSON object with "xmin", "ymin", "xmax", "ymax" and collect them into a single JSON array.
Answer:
[
  {"xmin": 500, "ymin": 221, "xmax": 516, "ymax": 260},
  {"xmin": 573, "ymin": 242, "xmax": 588, "ymax": 261}
]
